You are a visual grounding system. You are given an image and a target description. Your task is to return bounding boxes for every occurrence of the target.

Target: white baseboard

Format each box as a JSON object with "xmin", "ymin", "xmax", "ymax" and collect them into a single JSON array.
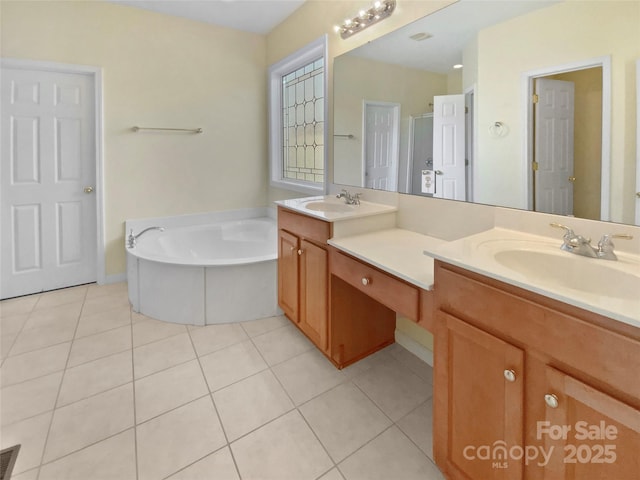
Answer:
[
  {"xmin": 395, "ymin": 329, "xmax": 434, "ymax": 367},
  {"xmin": 102, "ymin": 273, "xmax": 127, "ymax": 285}
]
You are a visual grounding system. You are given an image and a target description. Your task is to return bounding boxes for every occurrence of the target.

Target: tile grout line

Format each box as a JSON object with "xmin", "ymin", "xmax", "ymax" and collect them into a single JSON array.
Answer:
[{"xmin": 35, "ymin": 286, "xmax": 89, "ymax": 480}]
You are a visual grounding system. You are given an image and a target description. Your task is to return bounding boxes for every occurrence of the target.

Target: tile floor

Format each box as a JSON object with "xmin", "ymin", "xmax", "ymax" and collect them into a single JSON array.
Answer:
[{"xmin": 0, "ymin": 283, "xmax": 444, "ymax": 480}]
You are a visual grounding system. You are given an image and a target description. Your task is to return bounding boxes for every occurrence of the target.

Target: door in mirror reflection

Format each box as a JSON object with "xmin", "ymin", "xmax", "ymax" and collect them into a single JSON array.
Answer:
[
  {"xmin": 433, "ymin": 94, "xmax": 466, "ymax": 201},
  {"xmin": 363, "ymin": 101, "xmax": 400, "ymax": 191}
]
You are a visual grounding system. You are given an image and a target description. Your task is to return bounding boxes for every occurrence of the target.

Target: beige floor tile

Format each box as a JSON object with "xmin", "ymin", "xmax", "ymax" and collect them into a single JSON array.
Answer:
[
  {"xmin": 57, "ymin": 350, "xmax": 133, "ymax": 407},
  {"xmin": 39, "ymin": 429, "xmax": 136, "ymax": 480},
  {"xmin": 251, "ymin": 324, "xmax": 314, "ymax": 366},
  {"xmin": 135, "ymin": 360, "xmax": 208, "ymax": 423},
  {"xmin": 240, "ymin": 315, "xmax": 289, "ymax": 338},
  {"xmin": 1, "ymin": 330, "xmax": 19, "ymax": 362},
  {"xmin": 81, "ymin": 293, "xmax": 130, "ymax": 317},
  {"xmin": 85, "ymin": 282, "xmax": 128, "ymax": 299},
  {"xmin": 213, "ymin": 369, "xmax": 294, "ymax": 441},
  {"xmin": 133, "ymin": 332, "xmax": 195, "ymax": 379},
  {"xmin": 67, "ymin": 325, "xmax": 131, "ymax": 367},
  {"xmin": 199, "ymin": 339, "xmax": 267, "ymax": 392},
  {"xmin": 231, "ymin": 410, "xmax": 333, "ymax": 480},
  {"xmin": 338, "ymin": 426, "xmax": 444, "ymax": 480},
  {"xmin": 0, "ymin": 296, "xmax": 40, "ymax": 318},
  {"xmin": 300, "ymin": 382, "xmax": 392, "ymax": 463},
  {"xmin": 353, "ymin": 358, "xmax": 432, "ymax": 421},
  {"xmin": 0, "ymin": 411, "xmax": 52, "ymax": 474},
  {"xmin": 167, "ymin": 447, "xmax": 240, "ymax": 480},
  {"xmin": 9, "ymin": 317, "xmax": 77, "ymax": 356},
  {"xmin": 136, "ymin": 396, "xmax": 226, "ymax": 480},
  {"xmin": 75, "ymin": 306, "xmax": 131, "ymax": 339},
  {"xmin": 1, "ymin": 313, "xmax": 29, "ymax": 336},
  {"xmin": 43, "ymin": 383, "xmax": 134, "ymax": 463},
  {"xmin": 23, "ymin": 302, "xmax": 83, "ymax": 331},
  {"xmin": 390, "ymin": 347, "xmax": 434, "ymax": 383},
  {"xmin": 10, "ymin": 468, "xmax": 39, "ymax": 480},
  {"xmin": 397, "ymin": 398, "xmax": 434, "ymax": 459},
  {"xmin": 0, "ymin": 371, "xmax": 63, "ymax": 426},
  {"xmin": 34, "ymin": 286, "xmax": 87, "ymax": 310},
  {"xmin": 319, "ymin": 468, "xmax": 346, "ymax": 480},
  {"xmin": 189, "ymin": 323, "xmax": 248, "ymax": 357},
  {"xmin": 273, "ymin": 349, "xmax": 346, "ymax": 405},
  {"xmin": 132, "ymin": 317, "xmax": 187, "ymax": 347},
  {"xmin": 0, "ymin": 342, "xmax": 70, "ymax": 387}
]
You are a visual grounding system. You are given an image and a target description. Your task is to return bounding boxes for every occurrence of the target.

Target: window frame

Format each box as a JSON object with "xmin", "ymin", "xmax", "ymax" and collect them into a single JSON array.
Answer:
[{"xmin": 268, "ymin": 35, "xmax": 328, "ymax": 195}]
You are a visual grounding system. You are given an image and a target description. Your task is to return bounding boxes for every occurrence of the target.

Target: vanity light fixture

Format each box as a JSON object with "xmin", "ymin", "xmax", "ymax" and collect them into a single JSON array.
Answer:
[{"xmin": 333, "ymin": 0, "xmax": 396, "ymax": 39}]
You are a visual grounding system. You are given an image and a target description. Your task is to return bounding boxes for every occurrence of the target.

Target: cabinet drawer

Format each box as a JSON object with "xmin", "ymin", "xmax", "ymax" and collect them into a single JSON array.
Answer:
[
  {"xmin": 330, "ymin": 249, "xmax": 419, "ymax": 321},
  {"xmin": 278, "ymin": 207, "xmax": 331, "ymax": 244}
]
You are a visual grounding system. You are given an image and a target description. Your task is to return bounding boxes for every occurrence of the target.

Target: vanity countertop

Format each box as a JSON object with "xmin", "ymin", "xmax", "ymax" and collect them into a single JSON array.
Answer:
[
  {"xmin": 275, "ymin": 195, "xmax": 397, "ymax": 222},
  {"xmin": 423, "ymin": 227, "xmax": 640, "ymax": 328},
  {"xmin": 328, "ymin": 228, "xmax": 446, "ymax": 290}
]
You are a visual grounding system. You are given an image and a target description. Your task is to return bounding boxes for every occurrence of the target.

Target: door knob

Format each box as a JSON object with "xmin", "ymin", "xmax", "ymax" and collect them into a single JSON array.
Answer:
[
  {"xmin": 568, "ymin": 177, "xmax": 576, "ymax": 182},
  {"xmin": 544, "ymin": 393, "xmax": 559, "ymax": 409},
  {"xmin": 636, "ymin": 192, "xmax": 640, "ymax": 198},
  {"xmin": 434, "ymin": 170, "xmax": 443, "ymax": 175},
  {"xmin": 84, "ymin": 186, "xmax": 94, "ymax": 193}
]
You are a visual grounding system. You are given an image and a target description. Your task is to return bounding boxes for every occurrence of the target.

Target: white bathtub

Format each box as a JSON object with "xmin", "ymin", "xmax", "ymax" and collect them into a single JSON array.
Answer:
[{"xmin": 126, "ymin": 209, "xmax": 280, "ymax": 325}]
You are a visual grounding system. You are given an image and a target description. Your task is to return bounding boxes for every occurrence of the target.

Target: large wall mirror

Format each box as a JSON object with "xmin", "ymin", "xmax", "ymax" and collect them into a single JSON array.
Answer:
[{"xmin": 333, "ymin": 0, "xmax": 640, "ymax": 225}]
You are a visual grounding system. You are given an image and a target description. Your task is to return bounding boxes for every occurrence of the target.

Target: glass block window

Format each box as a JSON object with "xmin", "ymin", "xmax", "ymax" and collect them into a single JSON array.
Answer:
[
  {"xmin": 282, "ymin": 58, "xmax": 324, "ymax": 184},
  {"xmin": 269, "ymin": 37, "xmax": 327, "ymax": 194}
]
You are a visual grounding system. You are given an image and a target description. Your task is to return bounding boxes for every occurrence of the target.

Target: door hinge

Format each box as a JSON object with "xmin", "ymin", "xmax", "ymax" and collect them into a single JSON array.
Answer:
[
  {"xmin": 532, "ymin": 161, "xmax": 539, "ymax": 171},
  {"xmin": 532, "ymin": 94, "xmax": 539, "ymax": 104},
  {"xmin": 465, "ymin": 106, "xmax": 469, "ymax": 114}
]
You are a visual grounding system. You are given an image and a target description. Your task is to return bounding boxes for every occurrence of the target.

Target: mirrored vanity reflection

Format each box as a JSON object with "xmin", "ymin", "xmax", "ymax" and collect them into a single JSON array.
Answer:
[{"xmin": 333, "ymin": 0, "xmax": 640, "ymax": 225}]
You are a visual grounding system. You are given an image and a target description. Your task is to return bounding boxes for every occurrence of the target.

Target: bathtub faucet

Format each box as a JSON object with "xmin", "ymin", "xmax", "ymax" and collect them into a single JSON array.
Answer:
[{"xmin": 127, "ymin": 226, "xmax": 164, "ymax": 249}]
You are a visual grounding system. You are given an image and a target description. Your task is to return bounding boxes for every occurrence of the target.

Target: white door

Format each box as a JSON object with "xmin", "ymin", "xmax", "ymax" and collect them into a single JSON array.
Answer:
[
  {"xmin": 534, "ymin": 78, "xmax": 575, "ymax": 215},
  {"xmin": 1, "ymin": 67, "xmax": 97, "ymax": 299},
  {"xmin": 363, "ymin": 101, "xmax": 400, "ymax": 191},
  {"xmin": 433, "ymin": 94, "xmax": 466, "ymax": 200}
]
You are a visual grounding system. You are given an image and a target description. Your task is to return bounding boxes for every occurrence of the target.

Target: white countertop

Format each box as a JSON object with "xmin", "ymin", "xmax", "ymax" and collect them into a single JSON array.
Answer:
[
  {"xmin": 423, "ymin": 227, "xmax": 640, "ymax": 329},
  {"xmin": 329, "ymin": 228, "xmax": 446, "ymax": 290},
  {"xmin": 275, "ymin": 196, "xmax": 397, "ymax": 222}
]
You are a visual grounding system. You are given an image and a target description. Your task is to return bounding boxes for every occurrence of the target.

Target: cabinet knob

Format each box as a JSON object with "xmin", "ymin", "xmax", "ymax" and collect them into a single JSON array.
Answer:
[
  {"xmin": 503, "ymin": 369, "xmax": 516, "ymax": 382},
  {"xmin": 361, "ymin": 277, "xmax": 371, "ymax": 286},
  {"xmin": 297, "ymin": 249, "xmax": 303, "ymax": 256},
  {"xmin": 544, "ymin": 393, "xmax": 559, "ymax": 409}
]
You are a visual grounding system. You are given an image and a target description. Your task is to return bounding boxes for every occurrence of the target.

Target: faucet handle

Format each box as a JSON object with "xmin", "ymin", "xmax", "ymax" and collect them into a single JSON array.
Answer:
[
  {"xmin": 598, "ymin": 233, "xmax": 633, "ymax": 247},
  {"xmin": 549, "ymin": 222, "xmax": 573, "ymax": 234}
]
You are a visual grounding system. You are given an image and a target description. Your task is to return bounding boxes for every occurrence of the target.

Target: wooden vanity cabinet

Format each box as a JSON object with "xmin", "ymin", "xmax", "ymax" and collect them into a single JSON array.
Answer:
[
  {"xmin": 277, "ymin": 207, "xmax": 331, "ymax": 353},
  {"xmin": 433, "ymin": 260, "xmax": 640, "ymax": 480}
]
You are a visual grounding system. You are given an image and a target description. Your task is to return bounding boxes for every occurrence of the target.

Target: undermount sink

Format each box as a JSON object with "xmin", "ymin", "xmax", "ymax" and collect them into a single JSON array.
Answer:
[
  {"xmin": 303, "ymin": 201, "xmax": 356, "ymax": 213},
  {"xmin": 477, "ymin": 239, "xmax": 640, "ymax": 301}
]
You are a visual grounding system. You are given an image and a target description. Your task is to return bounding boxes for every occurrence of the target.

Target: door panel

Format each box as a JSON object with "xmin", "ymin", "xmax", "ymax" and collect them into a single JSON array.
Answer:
[
  {"xmin": 299, "ymin": 240, "xmax": 328, "ymax": 351},
  {"xmin": 534, "ymin": 78, "xmax": 575, "ymax": 215},
  {"xmin": 1, "ymin": 66, "xmax": 97, "ymax": 298},
  {"xmin": 363, "ymin": 102, "xmax": 400, "ymax": 191},
  {"xmin": 277, "ymin": 230, "xmax": 299, "ymax": 322},
  {"xmin": 433, "ymin": 94, "xmax": 466, "ymax": 200}
]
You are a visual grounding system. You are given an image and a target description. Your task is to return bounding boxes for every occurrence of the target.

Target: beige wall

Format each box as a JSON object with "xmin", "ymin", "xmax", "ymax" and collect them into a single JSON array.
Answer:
[
  {"xmin": 266, "ymin": 0, "xmax": 457, "ymax": 204},
  {"xmin": 333, "ymin": 56, "xmax": 448, "ymax": 188},
  {"xmin": 1, "ymin": 0, "xmax": 268, "ymax": 277},
  {"xmin": 471, "ymin": 1, "xmax": 639, "ymax": 223}
]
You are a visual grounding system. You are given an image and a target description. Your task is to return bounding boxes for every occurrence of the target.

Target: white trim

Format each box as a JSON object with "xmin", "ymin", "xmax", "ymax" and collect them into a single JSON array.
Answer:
[
  {"xmin": 1, "ymin": 58, "xmax": 106, "ymax": 284},
  {"xmin": 464, "ymin": 84, "xmax": 477, "ymax": 203},
  {"xmin": 521, "ymin": 56, "xmax": 612, "ymax": 220},
  {"xmin": 361, "ymin": 100, "xmax": 401, "ymax": 191},
  {"xmin": 636, "ymin": 59, "xmax": 640, "ymax": 226},
  {"xmin": 268, "ymin": 36, "xmax": 328, "ymax": 195},
  {"xmin": 395, "ymin": 329, "xmax": 434, "ymax": 367}
]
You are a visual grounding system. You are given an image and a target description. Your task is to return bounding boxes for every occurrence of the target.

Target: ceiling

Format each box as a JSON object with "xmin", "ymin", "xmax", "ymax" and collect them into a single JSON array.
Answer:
[
  {"xmin": 109, "ymin": 0, "xmax": 307, "ymax": 34},
  {"xmin": 346, "ymin": 0, "xmax": 560, "ymax": 74}
]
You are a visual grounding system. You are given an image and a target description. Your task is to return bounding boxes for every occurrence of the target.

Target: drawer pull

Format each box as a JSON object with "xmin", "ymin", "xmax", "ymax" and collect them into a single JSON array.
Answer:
[
  {"xmin": 544, "ymin": 393, "xmax": 559, "ymax": 409},
  {"xmin": 361, "ymin": 277, "xmax": 371, "ymax": 286},
  {"xmin": 503, "ymin": 369, "xmax": 516, "ymax": 382},
  {"xmin": 298, "ymin": 249, "xmax": 303, "ymax": 256}
]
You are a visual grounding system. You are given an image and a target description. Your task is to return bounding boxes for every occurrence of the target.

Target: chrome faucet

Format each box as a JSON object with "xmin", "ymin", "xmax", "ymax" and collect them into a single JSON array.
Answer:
[
  {"xmin": 127, "ymin": 226, "xmax": 164, "ymax": 248},
  {"xmin": 336, "ymin": 189, "xmax": 361, "ymax": 205},
  {"xmin": 550, "ymin": 223, "xmax": 632, "ymax": 260}
]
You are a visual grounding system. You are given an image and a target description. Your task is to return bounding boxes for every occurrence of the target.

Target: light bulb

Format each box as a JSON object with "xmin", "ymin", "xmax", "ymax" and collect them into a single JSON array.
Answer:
[
  {"xmin": 345, "ymin": 18, "xmax": 352, "ymax": 26},
  {"xmin": 333, "ymin": 25, "xmax": 341, "ymax": 33}
]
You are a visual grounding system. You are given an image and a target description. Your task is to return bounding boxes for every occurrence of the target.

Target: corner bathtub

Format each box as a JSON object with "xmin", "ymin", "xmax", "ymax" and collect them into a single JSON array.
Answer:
[{"xmin": 126, "ymin": 210, "xmax": 279, "ymax": 325}]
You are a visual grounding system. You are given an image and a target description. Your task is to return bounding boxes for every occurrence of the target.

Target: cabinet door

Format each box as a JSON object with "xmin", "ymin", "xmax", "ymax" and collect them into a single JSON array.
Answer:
[
  {"xmin": 299, "ymin": 239, "xmax": 328, "ymax": 352},
  {"xmin": 437, "ymin": 313, "xmax": 524, "ymax": 480},
  {"xmin": 278, "ymin": 230, "xmax": 299, "ymax": 323},
  {"xmin": 541, "ymin": 366, "xmax": 640, "ymax": 480}
]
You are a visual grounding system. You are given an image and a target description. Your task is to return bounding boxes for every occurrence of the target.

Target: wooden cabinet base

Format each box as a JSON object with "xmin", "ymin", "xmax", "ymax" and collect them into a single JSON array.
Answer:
[{"xmin": 330, "ymin": 276, "xmax": 396, "ymax": 368}]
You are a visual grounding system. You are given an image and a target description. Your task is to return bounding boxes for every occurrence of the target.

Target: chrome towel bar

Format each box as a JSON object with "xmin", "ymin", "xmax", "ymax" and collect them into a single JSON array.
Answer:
[{"xmin": 132, "ymin": 126, "xmax": 203, "ymax": 134}]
